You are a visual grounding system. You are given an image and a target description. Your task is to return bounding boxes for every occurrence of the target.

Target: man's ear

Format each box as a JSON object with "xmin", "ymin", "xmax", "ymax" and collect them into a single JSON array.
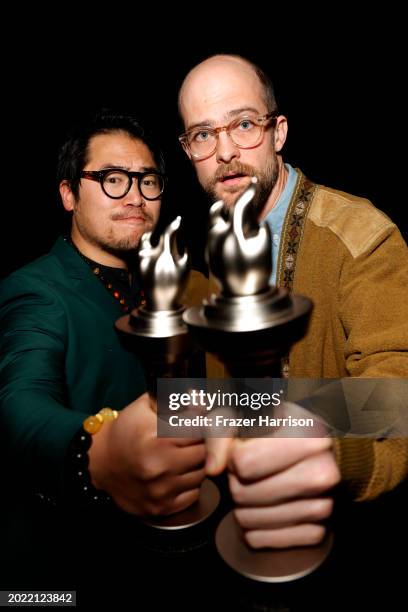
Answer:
[
  {"xmin": 59, "ymin": 180, "xmax": 76, "ymax": 212},
  {"xmin": 274, "ymin": 115, "xmax": 288, "ymax": 154}
]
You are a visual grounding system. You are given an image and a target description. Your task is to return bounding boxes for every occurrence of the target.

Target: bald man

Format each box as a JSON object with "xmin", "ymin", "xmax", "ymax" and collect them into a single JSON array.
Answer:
[{"xmin": 178, "ymin": 55, "xmax": 408, "ymax": 548}]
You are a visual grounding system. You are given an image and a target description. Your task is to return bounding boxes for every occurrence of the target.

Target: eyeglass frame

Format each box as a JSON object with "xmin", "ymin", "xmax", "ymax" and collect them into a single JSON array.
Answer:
[
  {"xmin": 80, "ymin": 168, "xmax": 166, "ymax": 200},
  {"xmin": 179, "ymin": 111, "xmax": 279, "ymax": 160}
]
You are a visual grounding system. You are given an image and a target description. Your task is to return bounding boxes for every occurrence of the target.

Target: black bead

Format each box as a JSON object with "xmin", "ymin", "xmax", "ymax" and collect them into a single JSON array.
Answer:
[{"xmin": 64, "ymin": 426, "xmax": 112, "ymax": 509}]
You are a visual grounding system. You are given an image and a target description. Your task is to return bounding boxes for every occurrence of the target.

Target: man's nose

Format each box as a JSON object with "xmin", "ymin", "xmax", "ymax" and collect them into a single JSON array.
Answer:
[
  {"xmin": 216, "ymin": 131, "xmax": 240, "ymax": 164},
  {"xmin": 124, "ymin": 178, "xmax": 145, "ymax": 206}
]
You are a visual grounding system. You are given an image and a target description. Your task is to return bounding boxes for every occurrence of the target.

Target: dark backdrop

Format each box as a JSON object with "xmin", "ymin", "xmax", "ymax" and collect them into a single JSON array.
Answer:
[
  {"xmin": 1, "ymin": 33, "xmax": 405, "ymax": 278},
  {"xmin": 0, "ymin": 18, "xmax": 407, "ymax": 610}
]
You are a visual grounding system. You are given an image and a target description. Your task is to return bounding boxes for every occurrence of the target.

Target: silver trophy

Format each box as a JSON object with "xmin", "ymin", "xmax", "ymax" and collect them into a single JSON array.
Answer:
[
  {"xmin": 116, "ymin": 217, "xmax": 219, "ymax": 533},
  {"xmin": 184, "ymin": 179, "xmax": 312, "ymax": 377},
  {"xmin": 184, "ymin": 180, "xmax": 333, "ymax": 582},
  {"xmin": 116, "ymin": 216, "xmax": 191, "ymax": 393}
]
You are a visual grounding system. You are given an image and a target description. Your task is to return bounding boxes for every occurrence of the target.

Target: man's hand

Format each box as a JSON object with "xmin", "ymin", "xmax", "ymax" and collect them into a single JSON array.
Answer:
[
  {"xmin": 88, "ymin": 393, "xmax": 206, "ymax": 517},
  {"xmin": 206, "ymin": 409, "xmax": 340, "ymax": 548}
]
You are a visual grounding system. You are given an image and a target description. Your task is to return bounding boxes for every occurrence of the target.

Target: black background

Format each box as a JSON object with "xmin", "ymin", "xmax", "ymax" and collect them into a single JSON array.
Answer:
[
  {"xmin": 1, "ymin": 18, "xmax": 405, "ymax": 277},
  {"xmin": 1, "ymin": 16, "xmax": 407, "ymax": 609}
]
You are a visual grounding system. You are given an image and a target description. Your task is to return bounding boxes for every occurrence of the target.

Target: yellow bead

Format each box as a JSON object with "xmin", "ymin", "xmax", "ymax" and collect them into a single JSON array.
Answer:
[
  {"xmin": 99, "ymin": 407, "xmax": 118, "ymax": 421},
  {"xmin": 83, "ymin": 415, "xmax": 103, "ymax": 434}
]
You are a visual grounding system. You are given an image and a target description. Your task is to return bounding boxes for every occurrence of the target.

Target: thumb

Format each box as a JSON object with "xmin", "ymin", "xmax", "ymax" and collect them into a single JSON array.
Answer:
[{"xmin": 205, "ymin": 437, "xmax": 234, "ymax": 476}]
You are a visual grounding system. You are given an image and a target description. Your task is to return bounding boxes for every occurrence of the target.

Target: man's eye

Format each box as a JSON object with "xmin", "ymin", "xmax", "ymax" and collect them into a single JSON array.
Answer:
[
  {"xmin": 142, "ymin": 177, "xmax": 157, "ymax": 187},
  {"xmin": 238, "ymin": 119, "xmax": 255, "ymax": 130},
  {"xmin": 106, "ymin": 174, "xmax": 125, "ymax": 184},
  {"xmin": 193, "ymin": 130, "xmax": 211, "ymax": 143}
]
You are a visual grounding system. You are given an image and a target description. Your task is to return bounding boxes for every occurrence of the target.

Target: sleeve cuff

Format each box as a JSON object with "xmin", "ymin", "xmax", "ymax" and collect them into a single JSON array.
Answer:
[{"xmin": 333, "ymin": 438, "xmax": 375, "ymax": 500}]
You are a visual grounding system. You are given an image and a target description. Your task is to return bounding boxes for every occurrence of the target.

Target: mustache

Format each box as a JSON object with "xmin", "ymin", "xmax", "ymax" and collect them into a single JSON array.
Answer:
[
  {"xmin": 111, "ymin": 210, "xmax": 153, "ymax": 222},
  {"xmin": 208, "ymin": 162, "xmax": 256, "ymax": 189}
]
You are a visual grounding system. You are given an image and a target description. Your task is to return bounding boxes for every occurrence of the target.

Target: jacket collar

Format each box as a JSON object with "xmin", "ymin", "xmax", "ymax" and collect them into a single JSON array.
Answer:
[
  {"xmin": 51, "ymin": 236, "xmax": 90, "ymax": 280},
  {"xmin": 50, "ymin": 236, "xmax": 125, "ymax": 317}
]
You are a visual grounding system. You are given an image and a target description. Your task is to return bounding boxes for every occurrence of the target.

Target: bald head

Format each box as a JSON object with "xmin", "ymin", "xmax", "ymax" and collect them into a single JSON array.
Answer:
[
  {"xmin": 179, "ymin": 54, "xmax": 277, "ymax": 126},
  {"xmin": 178, "ymin": 54, "xmax": 287, "ymax": 217}
]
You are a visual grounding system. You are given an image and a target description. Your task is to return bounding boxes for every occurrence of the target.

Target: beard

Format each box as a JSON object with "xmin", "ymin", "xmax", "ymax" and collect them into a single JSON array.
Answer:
[
  {"xmin": 203, "ymin": 157, "xmax": 278, "ymax": 216},
  {"xmin": 97, "ymin": 234, "xmax": 143, "ymax": 257},
  {"xmin": 73, "ymin": 208, "xmax": 155, "ymax": 259}
]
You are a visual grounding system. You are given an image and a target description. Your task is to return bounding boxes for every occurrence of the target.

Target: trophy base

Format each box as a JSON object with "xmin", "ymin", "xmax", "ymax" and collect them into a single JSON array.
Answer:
[
  {"xmin": 185, "ymin": 288, "xmax": 311, "ymax": 333},
  {"xmin": 216, "ymin": 511, "xmax": 333, "ymax": 583},
  {"xmin": 116, "ymin": 305, "xmax": 187, "ymax": 339},
  {"xmin": 184, "ymin": 292, "xmax": 312, "ymax": 377},
  {"xmin": 143, "ymin": 479, "xmax": 220, "ymax": 530}
]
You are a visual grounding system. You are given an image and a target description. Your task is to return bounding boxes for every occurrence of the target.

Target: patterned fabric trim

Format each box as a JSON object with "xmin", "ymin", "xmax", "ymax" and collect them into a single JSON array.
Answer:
[{"xmin": 276, "ymin": 169, "xmax": 317, "ymax": 376}]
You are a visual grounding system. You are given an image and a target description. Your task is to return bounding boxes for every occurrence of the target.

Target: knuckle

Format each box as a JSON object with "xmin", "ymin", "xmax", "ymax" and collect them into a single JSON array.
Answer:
[
  {"xmin": 229, "ymin": 477, "xmax": 245, "ymax": 504},
  {"xmin": 145, "ymin": 491, "xmax": 178, "ymax": 517},
  {"xmin": 231, "ymin": 445, "xmax": 254, "ymax": 480},
  {"xmin": 144, "ymin": 500, "xmax": 163, "ymax": 516},
  {"xmin": 243, "ymin": 530, "xmax": 263, "ymax": 549},
  {"xmin": 184, "ymin": 488, "xmax": 201, "ymax": 505},
  {"xmin": 233, "ymin": 508, "xmax": 252, "ymax": 529},
  {"xmin": 309, "ymin": 498, "xmax": 334, "ymax": 521},
  {"xmin": 190, "ymin": 470, "xmax": 206, "ymax": 488},
  {"xmin": 307, "ymin": 524, "xmax": 327, "ymax": 546},
  {"xmin": 147, "ymin": 483, "xmax": 169, "ymax": 503},
  {"xmin": 170, "ymin": 489, "xmax": 200, "ymax": 515},
  {"xmin": 139, "ymin": 460, "xmax": 164, "ymax": 482},
  {"xmin": 309, "ymin": 454, "xmax": 340, "ymax": 493}
]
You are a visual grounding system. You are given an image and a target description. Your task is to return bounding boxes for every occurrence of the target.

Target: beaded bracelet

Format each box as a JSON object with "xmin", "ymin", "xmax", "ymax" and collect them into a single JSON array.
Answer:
[
  {"xmin": 64, "ymin": 407, "xmax": 118, "ymax": 507},
  {"xmin": 83, "ymin": 407, "xmax": 118, "ymax": 434}
]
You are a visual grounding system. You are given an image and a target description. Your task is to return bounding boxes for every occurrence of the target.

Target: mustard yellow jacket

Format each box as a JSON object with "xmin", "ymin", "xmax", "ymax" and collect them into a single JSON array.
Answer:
[{"xmin": 183, "ymin": 170, "xmax": 408, "ymax": 501}]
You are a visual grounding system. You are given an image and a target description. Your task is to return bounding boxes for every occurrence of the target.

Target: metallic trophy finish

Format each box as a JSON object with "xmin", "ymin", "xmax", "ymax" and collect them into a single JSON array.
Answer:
[
  {"xmin": 116, "ymin": 216, "xmax": 191, "ymax": 387},
  {"xmin": 183, "ymin": 178, "xmax": 312, "ymax": 377},
  {"xmin": 116, "ymin": 217, "xmax": 220, "ymax": 532},
  {"xmin": 184, "ymin": 180, "xmax": 331, "ymax": 581}
]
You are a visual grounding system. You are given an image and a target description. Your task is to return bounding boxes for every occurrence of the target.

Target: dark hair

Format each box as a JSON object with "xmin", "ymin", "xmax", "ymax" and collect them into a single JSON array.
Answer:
[{"xmin": 57, "ymin": 109, "xmax": 166, "ymax": 199}]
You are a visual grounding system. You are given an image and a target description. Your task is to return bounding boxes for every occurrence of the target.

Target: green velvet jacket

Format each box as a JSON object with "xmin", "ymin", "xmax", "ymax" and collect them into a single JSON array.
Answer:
[{"xmin": 0, "ymin": 237, "xmax": 146, "ymax": 500}]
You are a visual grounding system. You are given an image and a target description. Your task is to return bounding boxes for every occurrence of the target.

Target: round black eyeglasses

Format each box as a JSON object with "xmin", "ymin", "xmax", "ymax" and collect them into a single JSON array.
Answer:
[{"xmin": 80, "ymin": 169, "xmax": 165, "ymax": 200}]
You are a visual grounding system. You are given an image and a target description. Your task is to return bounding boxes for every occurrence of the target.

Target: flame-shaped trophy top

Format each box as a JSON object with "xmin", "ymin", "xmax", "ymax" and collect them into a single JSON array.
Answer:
[
  {"xmin": 207, "ymin": 178, "xmax": 272, "ymax": 297},
  {"xmin": 138, "ymin": 216, "xmax": 190, "ymax": 312}
]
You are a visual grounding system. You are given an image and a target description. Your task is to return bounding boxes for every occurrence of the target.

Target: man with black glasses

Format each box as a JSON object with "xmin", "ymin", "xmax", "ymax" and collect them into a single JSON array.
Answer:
[{"xmin": 0, "ymin": 110, "xmax": 207, "ymax": 592}]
